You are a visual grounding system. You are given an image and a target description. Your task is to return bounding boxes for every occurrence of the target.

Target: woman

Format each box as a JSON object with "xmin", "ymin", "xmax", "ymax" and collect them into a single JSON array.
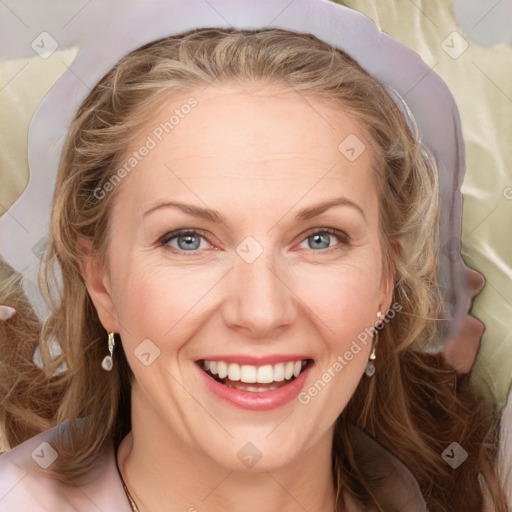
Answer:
[{"xmin": 0, "ymin": 21, "xmax": 508, "ymax": 512}]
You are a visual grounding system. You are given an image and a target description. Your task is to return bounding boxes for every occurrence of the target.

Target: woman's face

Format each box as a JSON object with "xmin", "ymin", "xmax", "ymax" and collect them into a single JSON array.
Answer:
[{"xmin": 84, "ymin": 83, "xmax": 393, "ymax": 470}]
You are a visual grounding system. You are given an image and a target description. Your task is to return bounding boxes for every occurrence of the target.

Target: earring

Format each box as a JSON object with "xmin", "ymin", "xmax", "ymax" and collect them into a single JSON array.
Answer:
[
  {"xmin": 101, "ymin": 332, "xmax": 115, "ymax": 371},
  {"xmin": 365, "ymin": 311, "xmax": 382, "ymax": 377}
]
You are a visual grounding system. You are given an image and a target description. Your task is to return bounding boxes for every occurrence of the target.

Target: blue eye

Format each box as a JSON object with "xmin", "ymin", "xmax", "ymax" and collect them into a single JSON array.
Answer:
[
  {"xmin": 306, "ymin": 232, "xmax": 332, "ymax": 250},
  {"xmin": 299, "ymin": 229, "xmax": 349, "ymax": 252},
  {"xmin": 161, "ymin": 230, "xmax": 211, "ymax": 255},
  {"xmin": 159, "ymin": 228, "xmax": 349, "ymax": 256}
]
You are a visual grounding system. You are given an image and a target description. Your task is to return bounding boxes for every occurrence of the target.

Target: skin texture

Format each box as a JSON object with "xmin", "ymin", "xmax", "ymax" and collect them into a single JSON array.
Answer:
[{"xmin": 79, "ymin": 83, "xmax": 396, "ymax": 511}]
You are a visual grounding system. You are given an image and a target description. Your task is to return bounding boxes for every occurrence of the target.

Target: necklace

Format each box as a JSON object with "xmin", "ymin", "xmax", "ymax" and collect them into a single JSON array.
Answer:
[{"xmin": 115, "ymin": 448, "xmax": 141, "ymax": 512}]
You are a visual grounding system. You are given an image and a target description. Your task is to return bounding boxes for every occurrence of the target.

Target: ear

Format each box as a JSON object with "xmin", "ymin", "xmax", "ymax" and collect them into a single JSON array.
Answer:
[
  {"xmin": 77, "ymin": 236, "xmax": 121, "ymax": 333},
  {"xmin": 378, "ymin": 239, "xmax": 398, "ymax": 315}
]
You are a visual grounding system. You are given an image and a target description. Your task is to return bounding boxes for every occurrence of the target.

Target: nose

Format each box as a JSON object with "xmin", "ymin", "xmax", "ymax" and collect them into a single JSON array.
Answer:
[{"xmin": 220, "ymin": 248, "xmax": 297, "ymax": 339}]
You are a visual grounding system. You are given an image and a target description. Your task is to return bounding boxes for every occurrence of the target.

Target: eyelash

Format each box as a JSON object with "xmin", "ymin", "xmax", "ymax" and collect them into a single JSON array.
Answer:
[{"xmin": 159, "ymin": 228, "xmax": 351, "ymax": 256}]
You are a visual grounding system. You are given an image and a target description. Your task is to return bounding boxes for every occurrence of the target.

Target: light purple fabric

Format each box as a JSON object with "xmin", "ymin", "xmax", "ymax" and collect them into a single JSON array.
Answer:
[{"xmin": 0, "ymin": 423, "xmax": 131, "ymax": 511}]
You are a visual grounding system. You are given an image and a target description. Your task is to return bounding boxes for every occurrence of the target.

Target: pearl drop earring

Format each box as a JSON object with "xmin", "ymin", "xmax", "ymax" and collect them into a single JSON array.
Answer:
[
  {"xmin": 365, "ymin": 311, "xmax": 383, "ymax": 377},
  {"xmin": 101, "ymin": 332, "xmax": 115, "ymax": 371}
]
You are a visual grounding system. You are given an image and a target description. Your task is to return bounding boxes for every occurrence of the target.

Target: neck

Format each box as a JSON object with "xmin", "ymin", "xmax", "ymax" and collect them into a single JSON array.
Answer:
[{"xmin": 117, "ymin": 390, "xmax": 338, "ymax": 511}]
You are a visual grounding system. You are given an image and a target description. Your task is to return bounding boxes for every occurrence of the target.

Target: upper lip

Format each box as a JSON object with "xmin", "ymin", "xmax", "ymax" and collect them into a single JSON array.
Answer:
[{"xmin": 196, "ymin": 354, "xmax": 312, "ymax": 366}]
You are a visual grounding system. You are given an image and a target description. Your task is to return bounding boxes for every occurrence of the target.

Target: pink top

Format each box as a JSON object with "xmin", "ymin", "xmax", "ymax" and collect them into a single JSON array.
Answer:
[
  {"xmin": 2, "ymin": 404, "xmax": 511, "ymax": 511},
  {"xmin": 0, "ymin": 424, "xmax": 131, "ymax": 511}
]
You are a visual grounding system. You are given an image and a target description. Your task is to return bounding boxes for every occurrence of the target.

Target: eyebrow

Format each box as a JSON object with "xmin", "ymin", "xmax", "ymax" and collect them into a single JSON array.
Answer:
[{"xmin": 142, "ymin": 197, "xmax": 366, "ymax": 223}]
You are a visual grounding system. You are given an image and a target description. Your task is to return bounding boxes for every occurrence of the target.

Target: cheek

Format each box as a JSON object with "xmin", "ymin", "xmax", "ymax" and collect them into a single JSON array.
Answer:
[
  {"xmin": 295, "ymin": 266, "xmax": 379, "ymax": 426},
  {"xmin": 109, "ymin": 243, "xmax": 382, "ymax": 352},
  {"xmin": 115, "ymin": 269, "xmax": 185, "ymax": 338},
  {"xmin": 294, "ymin": 256, "xmax": 382, "ymax": 338},
  {"xmin": 110, "ymin": 253, "xmax": 223, "ymax": 349}
]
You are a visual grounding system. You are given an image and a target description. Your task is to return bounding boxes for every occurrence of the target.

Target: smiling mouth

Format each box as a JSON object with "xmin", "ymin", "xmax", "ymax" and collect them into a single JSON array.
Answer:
[{"xmin": 198, "ymin": 359, "xmax": 313, "ymax": 392}]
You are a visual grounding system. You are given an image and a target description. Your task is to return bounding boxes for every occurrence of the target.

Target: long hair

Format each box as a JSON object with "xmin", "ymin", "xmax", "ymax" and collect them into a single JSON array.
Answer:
[{"xmin": 0, "ymin": 27, "xmax": 507, "ymax": 511}]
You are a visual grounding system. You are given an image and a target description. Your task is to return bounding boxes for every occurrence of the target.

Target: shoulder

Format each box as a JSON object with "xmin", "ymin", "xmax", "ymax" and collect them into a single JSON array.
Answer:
[
  {"xmin": 0, "ymin": 421, "xmax": 130, "ymax": 512},
  {"xmin": 0, "ymin": 424, "xmax": 64, "ymax": 511}
]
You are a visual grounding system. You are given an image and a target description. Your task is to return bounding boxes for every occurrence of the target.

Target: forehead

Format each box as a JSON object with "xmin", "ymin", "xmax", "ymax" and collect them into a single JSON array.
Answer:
[{"xmin": 113, "ymin": 83, "xmax": 377, "ymax": 213}]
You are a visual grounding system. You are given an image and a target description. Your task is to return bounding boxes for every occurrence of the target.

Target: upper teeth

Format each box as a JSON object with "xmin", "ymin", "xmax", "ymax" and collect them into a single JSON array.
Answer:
[{"xmin": 203, "ymin": 360, "xmax": 306, "ymax": 383}]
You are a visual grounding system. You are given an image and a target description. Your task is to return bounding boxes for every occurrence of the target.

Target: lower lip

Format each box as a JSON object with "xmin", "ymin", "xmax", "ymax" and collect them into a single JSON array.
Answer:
[{"xmin": 196, "ymin": 363, "xmax": 312, "ymax": 411}]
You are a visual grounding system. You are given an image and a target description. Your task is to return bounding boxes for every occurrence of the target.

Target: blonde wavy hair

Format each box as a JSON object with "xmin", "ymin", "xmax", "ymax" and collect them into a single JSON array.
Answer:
[{"xmin": 0, "ymin": 27, "xmax": 507, "ymax": 511}]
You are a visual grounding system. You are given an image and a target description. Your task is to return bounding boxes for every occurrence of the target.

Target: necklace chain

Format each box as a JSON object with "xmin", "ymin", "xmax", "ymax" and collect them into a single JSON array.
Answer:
[
  {"xmin": 121, "ymin": 479, "xmax": 140, "ymax": 512},
  {"xmin": 115, "ymin": 449, "xmax": 140, "ymax": 512}
]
